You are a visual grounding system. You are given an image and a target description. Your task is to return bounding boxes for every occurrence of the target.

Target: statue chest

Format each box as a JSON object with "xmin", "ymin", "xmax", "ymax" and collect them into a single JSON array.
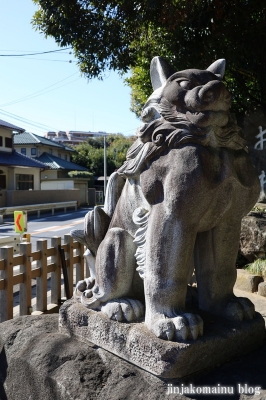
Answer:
[{"xmin": 139, "ymin": 145, "xmax": 259, "ymax": 211}]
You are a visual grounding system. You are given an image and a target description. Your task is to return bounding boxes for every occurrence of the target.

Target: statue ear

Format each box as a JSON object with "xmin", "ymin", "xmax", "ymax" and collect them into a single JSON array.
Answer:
[
  {"xmin": 206, "ymin": 59, "xmax": 226, "ymax": 80},
  {"xmin": 150, "ymin": 56, "xmax": 174, "ymax": 90}
]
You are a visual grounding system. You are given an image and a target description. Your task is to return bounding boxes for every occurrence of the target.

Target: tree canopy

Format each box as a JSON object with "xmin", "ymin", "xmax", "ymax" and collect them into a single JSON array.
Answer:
[
  {"xmin": 32, "ymin": 0, "xmax": 266, "ymax": 115},
  {"xmin": 70, "ymin": 134, "xmax": 135, "ymax": 176}
]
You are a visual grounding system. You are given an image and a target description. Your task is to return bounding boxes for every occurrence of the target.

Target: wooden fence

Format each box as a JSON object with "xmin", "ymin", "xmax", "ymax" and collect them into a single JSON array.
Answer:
[{"xmin": 0, "ymin": 235, "xmax": 86, "ymax": 323}]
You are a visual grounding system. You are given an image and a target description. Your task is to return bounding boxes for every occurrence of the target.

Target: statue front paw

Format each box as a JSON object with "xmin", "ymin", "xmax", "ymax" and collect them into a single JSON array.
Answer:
[
  {"xmin": 101, "ymin": 298, "xmax": 145, "ymax": 322},
  {"xmin": 74, "ymin": 278, "xmax": 95, "ymax": 300}
]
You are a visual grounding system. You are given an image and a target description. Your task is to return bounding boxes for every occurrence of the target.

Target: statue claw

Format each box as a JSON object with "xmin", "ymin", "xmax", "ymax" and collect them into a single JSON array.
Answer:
[
  {"xmin": 74, "ymin": 278, "xmax": 95, "ymax": 300},
  {"xmin": 148, "ymin": 313, "xmax": 204, "ymax": 341},
  {"xmin": 101, "ymin": 298, "xmax": 145, "ymax": 322},
  {"xmin": 222, "ymin": 297, "xmax": 255, "ymax": 321}
]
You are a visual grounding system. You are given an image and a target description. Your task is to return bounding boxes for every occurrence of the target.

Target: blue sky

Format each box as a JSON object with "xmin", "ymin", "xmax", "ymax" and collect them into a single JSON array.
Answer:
[{"xmin": 0, "ymin": 1, "xmax": 140, "ymax": 136}]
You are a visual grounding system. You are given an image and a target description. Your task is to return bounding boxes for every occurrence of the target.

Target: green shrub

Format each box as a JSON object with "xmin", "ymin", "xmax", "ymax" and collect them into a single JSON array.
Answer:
[
  {"xmin": 68, "ymin": 171, "xmax": 94, "ymax": 188},
  {"xmin": 68, "ymin": 171, "xmax": 93, "ymax": 178},
  {"xmin": 244, "ymin": 259, "xmax": 266, "ymax": 277},
  {"xmin": 252, "ymin": 205, "xmax": 266, "ymax": 213}
]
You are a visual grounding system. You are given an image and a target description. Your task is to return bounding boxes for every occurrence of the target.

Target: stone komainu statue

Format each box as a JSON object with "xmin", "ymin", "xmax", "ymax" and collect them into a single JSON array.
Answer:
[{"xmin": 71, "ymin": 57, "xmax": 260, "ymax": 341}]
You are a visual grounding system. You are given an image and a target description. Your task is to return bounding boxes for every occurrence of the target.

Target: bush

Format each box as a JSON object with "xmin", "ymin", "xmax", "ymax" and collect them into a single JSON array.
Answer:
[
  {"xmin": 68, "ymin": 171, "xmax": 93, "ymax": 179},
  {"xmin": 68, "ymin": 171, "xmax": 94, "ymax": 188},
  {"xmin": 244, "ymin": 259, "xmax": 266, "ymax": 277}
]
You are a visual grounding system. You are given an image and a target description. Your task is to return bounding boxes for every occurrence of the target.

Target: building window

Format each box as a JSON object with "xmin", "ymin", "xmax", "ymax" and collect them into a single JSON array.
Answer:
[
  {"xmin": 5, "ymin": 137, "xmax": 12, "ymax": 148},
  {"xmin": 49, "ymin": 149, "xmax": 52, "ymax": 154},
  {"xmin": 0, "ymin": 175, "xmax": 6, "ymax": 189},
  {"xmin": 58, "ymin": 153, "xmax": 61, "ymax": 158},
  {"xmin": 21, "ymin": 148, "xmax": 26, "ymax": 155},
  {"xmin": 31, "ymin": 148, "xmax": 37, "ymax": 156},
  {"xmin": 65, "ymin": 154, "xmax": 68, "ymax": 161},
  {"xmin": 0, "ymin": 136, "xmax": 2, "ymax": 146},
  {"xmin": 15, "ymin": 174, "xmax": 34, "ymax": 190}
]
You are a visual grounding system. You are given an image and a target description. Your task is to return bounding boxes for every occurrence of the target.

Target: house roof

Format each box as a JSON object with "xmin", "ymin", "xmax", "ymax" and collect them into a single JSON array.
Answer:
[
  {"xmin": 0, "ymin": 151, "xmax": 47, "ymax": 168},
  {"xmin": 36, "ymin": 152, "xmax": 88, "ymax": 171},
  {"xmin": 0, "ymin": 119, "xmax": 25, "ymax": 133},
  {"xmin": 13, "ymin": 132, "xmax": 74, "ymax": 152}
]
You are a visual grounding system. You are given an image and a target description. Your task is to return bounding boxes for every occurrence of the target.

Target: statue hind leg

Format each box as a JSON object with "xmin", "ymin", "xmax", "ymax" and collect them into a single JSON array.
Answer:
[
  {"xmin": 195, "ymin": 213, "xmax": 255, "ymax": 320},
  {"xmin": 76, "ymin": 227, "xmax": 145, "ymax": 321}
]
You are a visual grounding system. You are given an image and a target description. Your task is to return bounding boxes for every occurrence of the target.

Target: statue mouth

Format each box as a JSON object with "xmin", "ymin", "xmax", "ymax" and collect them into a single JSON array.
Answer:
[{"xmin": 186, "ymin": 110, "xmax": 229, "ymax": 127}]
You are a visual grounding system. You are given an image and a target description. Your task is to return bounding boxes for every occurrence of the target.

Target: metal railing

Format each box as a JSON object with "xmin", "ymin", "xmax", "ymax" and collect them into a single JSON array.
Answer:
[
  {"xmin": 0, "ymin": 234, "xmax": 86, "ymax": 323},
  {"xmin": 0, "ymin": 201, "xmax": 78, "ymax": 224}
]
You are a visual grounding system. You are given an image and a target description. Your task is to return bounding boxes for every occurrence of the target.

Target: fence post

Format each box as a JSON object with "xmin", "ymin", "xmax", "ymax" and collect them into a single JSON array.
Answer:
[
  {"xmin": 36, "ymin": 239, "xmax": 48, "ymax": 312},
  {"xmin": 59, "ymin": 245, "xmax": 71, "ymax": 299},
  {"xmin": 76, "ymin": 242, "xmax": 85, "ymax": 283},
  {"xmin": 0, "ymin": 247, "xmax": 14, "ymax": 322},
  {"xmin": 20, "ymin": 242, "xmax": 32, "ymax": 316},
  {"xmin": 51, "ymin": 236, "xmax": 62, "ymax": 305},
  {"xmin": 64, "ymin": 234, "xmax": 74, "ymax": 297}
]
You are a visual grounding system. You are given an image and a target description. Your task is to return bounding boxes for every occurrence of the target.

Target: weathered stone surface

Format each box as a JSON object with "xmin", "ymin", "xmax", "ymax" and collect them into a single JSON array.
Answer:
[
  {"xmin": 0, "ymin": 315, "xmax": 171, "ymax": 400},
  {"xmin": 240, "ymin": 214, "xmax": 266, "ymax": 262},
  {"xmin": 59, "ymin": 299, "xmax": 265, "ymax": 379},
  {"xmin": 70, "ymin": 57, "xmax": 260, "ymax": 343},
  {"xmin": 258, "ymin": 282, "xmax": 266, "ymax": 297},
  {"xmin": 1, "ymin": 314, "xmax": 266, "ymax": 400},
  {"xmin": 235, "ymin": 269, "xmax": 263, "ymax": 293}
]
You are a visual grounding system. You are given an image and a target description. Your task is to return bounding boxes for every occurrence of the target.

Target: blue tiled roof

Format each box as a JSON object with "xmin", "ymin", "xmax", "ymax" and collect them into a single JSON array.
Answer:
[
  {"xmin": 36, "ymin": 152, "xmax": 88, "ymax": 171},
  {"xmin": 0, "ymin": 119, "xmax": 25, "ymax": 132},
  {"xmin": 13, "ymin": 132, "xmax": 74, "ymax": 151},
  {"xmin": 0, "ymin": 151, "xmax": 47, "ymax": 168}
]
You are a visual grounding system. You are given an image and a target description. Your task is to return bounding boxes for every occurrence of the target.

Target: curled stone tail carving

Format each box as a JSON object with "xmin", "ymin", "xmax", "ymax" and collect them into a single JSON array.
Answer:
[{"xmin": 133, "ymin": 207, "xmax": 150, "ymax": 279}]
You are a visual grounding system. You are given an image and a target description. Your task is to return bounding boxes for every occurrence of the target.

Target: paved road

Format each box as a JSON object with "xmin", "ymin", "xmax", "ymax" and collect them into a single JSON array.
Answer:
[{"xmin": 0, "ymin": 207, "xmax": 92, "ymax": 251}]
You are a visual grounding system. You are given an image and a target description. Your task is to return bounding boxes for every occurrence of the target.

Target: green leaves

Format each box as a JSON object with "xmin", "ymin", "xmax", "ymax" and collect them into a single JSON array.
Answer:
[
  {"xmin": 70, "ymin": 134, "xmax": 135, "ymax": 176},
  {"xmin": 32, "ymin": 0, "xmax": 266, "ymax": 115}
]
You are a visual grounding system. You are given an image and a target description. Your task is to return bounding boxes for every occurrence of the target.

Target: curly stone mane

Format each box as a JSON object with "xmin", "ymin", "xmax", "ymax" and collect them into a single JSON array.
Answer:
[{"xmin": 118, "ymin": 96, "xmax": 247, "ymax": 179}]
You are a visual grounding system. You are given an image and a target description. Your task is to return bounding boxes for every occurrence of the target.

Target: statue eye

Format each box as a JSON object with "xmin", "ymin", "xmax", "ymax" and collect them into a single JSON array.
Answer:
[{"xmin": 176, "ymin": 79, "xmax": 191, "ymax": 89}]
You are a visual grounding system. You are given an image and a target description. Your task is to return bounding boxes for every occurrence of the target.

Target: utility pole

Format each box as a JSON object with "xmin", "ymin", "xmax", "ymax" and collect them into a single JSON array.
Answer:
[{"xmin": 104, "ymin": 135, "xmax": 107, "ymax": 198}]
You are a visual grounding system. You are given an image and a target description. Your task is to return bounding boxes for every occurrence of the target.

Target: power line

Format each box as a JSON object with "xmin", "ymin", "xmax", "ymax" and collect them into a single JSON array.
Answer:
[
  {"xmin": 0, "ymin": 48, "xmax": 72, "ymax": 57},
  {"xmin": 0, "ymin": 73, "xmax": 79, "ymax": 107},
  {"xmin": 0, "ymin": 48, "xmax": 71, "ymax": 52},
  {"xmin": 9, "ymin": 57, "xmax": 72, "ymax": 62},
  {"xmin": 122, "ymin": 128, "xmax": 137, "ymax": 133},
  {"xmin": 9, "ymin": 76, "xmax": 80, "ymax": 104},
  {"xmin": 0, "ymin": 108, "xmax": 138, "ymax": 137},
  {"xmin": 0, "ymin": 109, "xmax": 59, "ymax": 131},
  {"xmin": 0, "ymin": 49, "xmax": 67, "ymax": 51}
]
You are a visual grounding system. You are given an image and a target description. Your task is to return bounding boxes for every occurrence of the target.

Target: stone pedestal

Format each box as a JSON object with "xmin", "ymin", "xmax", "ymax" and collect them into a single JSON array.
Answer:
[{"xmin": 59, "ymin": 299, "xmax": 265, "ymax": 379}]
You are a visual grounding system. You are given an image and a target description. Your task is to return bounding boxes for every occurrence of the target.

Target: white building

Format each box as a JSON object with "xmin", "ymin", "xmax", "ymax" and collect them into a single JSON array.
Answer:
[{"xmin": 44, "ymin": 130, "xmax": 115, "ymax": 145}]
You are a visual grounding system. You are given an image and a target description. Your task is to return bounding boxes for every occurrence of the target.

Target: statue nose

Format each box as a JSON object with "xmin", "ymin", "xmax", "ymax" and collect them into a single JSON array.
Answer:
[
  {"xmin": 202, "ymin": 89, "xmax": 214, "ymax": 103},
  {"xmin": 224, "ymin": 90, "xmax": 232, "ymax": 103},
  {"xmin": 200, "ymin": 80, "xmax": 231, "ymax": 106}
]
